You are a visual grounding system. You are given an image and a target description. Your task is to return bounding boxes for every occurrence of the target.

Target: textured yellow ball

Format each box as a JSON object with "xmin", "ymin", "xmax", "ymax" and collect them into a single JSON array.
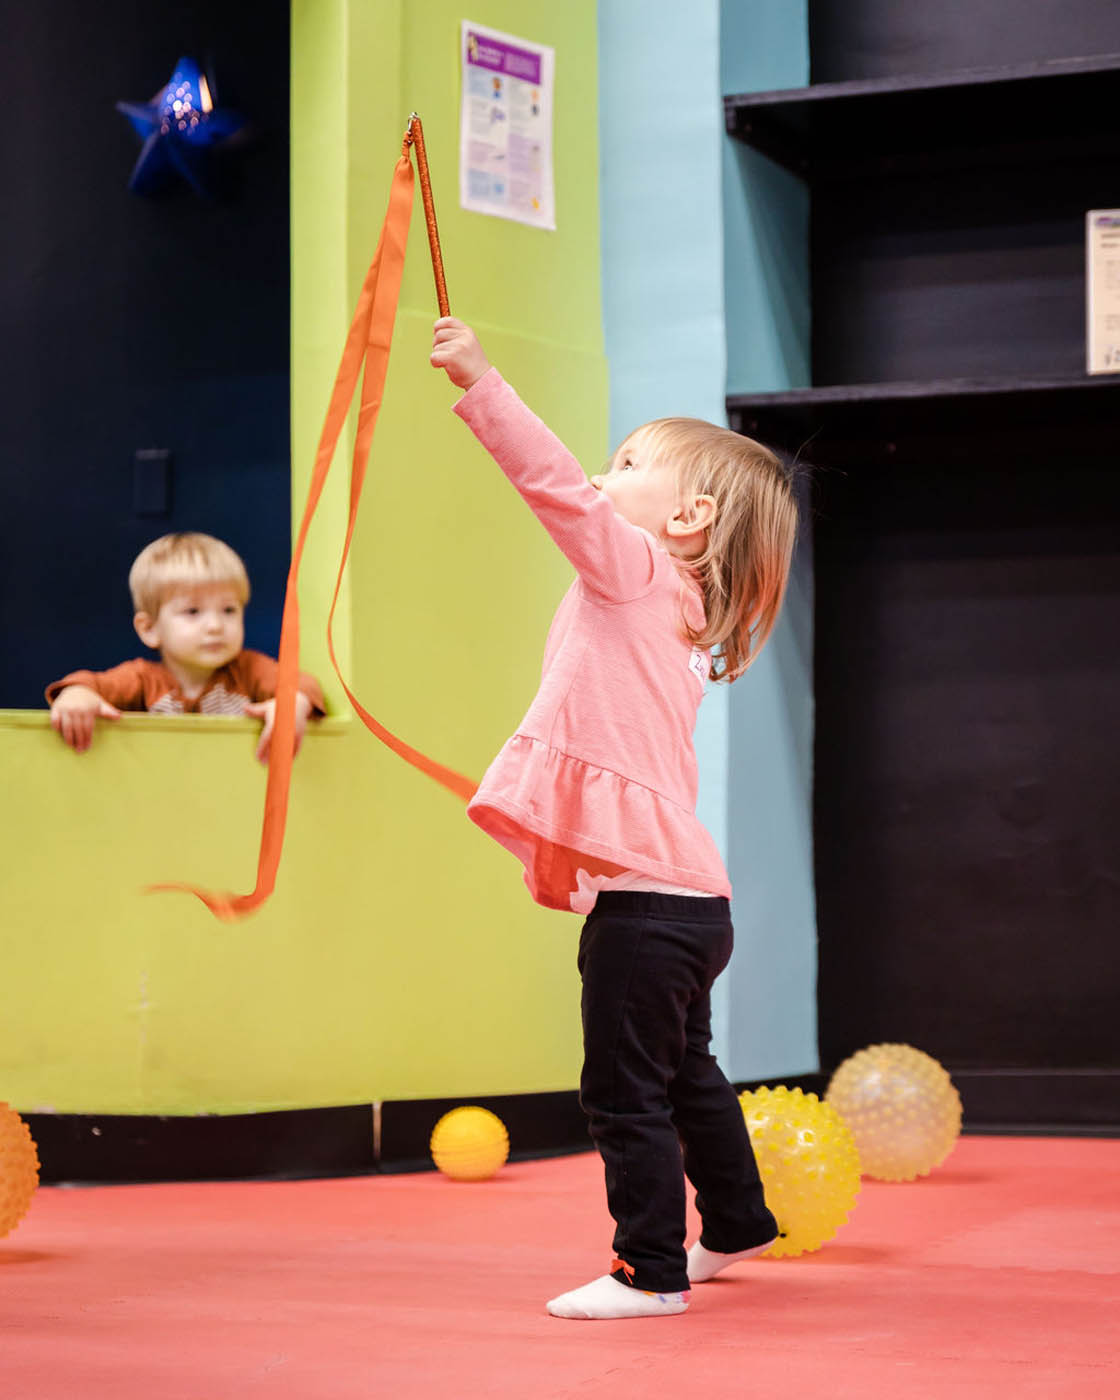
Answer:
[
  {"xmin": 0, "ymin": 1103, "xmax": 40, "ymax": 1239},
  {"xmin": 429, "ymin": 1106, "xmax": 509, "ymax": 1181},
  {"xmin": 826, "ymin": 1043, "xmax": 962, "ymax": 1182},
  {"xmin": 739, "ymin": 1085, "xmax": 861, "ymax": 1258}
]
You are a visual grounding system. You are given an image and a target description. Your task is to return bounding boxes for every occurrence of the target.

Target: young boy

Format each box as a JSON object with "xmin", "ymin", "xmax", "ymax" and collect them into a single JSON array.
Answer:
[{"xmin": 46, "ymin": 532, "xmax": 325, "ymax": 761}]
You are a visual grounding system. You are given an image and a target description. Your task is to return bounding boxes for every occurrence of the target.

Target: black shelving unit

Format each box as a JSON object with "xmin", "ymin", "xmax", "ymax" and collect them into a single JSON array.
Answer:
[
  {"xmin": 726, "ymin": 45, "xmax": 1120, "ymax": 1133},
  {"xmin": 724, "ymin": 54, "xmax": 1120, "ymax": 179},
  {"xmin": 727, "ymin": 373, "xmax": 1120, "ymax": 467}
]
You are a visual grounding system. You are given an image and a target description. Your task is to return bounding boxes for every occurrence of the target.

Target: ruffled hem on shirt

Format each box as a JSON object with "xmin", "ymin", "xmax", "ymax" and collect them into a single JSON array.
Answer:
[{"xmin": 467, "ymin": 734, "xmax": 731, "ymax": 912}]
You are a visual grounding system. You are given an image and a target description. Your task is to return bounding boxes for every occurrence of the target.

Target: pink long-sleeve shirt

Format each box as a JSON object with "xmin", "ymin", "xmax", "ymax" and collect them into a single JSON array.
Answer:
[{"xmin": 455, "ymin": 369, "xmax": 731, "ymax": 913}]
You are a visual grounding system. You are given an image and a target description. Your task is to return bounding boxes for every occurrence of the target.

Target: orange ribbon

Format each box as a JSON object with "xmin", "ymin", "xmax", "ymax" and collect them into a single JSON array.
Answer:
[{"xmin": 150, "ymin": 128, "xmax": 476, "ymax": 920}]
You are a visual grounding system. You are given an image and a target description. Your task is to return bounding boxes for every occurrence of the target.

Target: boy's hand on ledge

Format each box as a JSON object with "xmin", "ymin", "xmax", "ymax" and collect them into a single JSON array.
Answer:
[
  {"xmin": 50, "ymin": 685, "xmax": 121, "ymax": 753},
  {"xmin": 245, "ymin": 692, "xmax": 314, "ymax": 765},
  {"xmin": 430, "ymin": 316, "xmax": 491, "ymax": 390}
]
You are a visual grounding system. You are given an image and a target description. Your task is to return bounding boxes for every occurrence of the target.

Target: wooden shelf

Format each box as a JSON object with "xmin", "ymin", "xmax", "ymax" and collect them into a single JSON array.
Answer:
[
  {"xmin": 727, "ymin": 373, "xmax": 1120, "ymax": 463},
  {"xmin": 724, "ymin": 54, "xmax": 1120, "ymax": 178}
]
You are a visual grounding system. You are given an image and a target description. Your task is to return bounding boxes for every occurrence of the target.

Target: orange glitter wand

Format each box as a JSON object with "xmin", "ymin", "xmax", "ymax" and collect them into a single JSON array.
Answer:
[{"xmin": 405, "ymin": 113, "xmax": 450, "ymax": 316}]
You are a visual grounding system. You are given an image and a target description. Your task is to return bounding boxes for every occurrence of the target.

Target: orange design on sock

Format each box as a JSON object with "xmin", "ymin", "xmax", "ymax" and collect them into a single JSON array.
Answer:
[{"xmin": 610, "ymin": 1257, "xmax": 636, "ymax": 1285}]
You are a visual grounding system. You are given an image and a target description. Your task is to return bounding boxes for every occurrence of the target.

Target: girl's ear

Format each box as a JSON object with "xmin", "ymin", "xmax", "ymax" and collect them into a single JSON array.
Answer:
[
  {"xmin": 134, "ymin": 611, "xmax": 159, "ymax": 649},
  {"xmin": 666, "ymin": 493, "xmax": 717, "ymax": 538}
]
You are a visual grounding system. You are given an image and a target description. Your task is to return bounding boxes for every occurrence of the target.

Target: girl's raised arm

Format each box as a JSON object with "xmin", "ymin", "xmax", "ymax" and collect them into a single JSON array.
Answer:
[{"xmin": 452, "ymin": 369, "xmax": 656, "ymax": 602}]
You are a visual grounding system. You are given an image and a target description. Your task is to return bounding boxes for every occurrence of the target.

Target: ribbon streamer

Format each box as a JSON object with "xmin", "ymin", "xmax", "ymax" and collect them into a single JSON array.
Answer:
[{"xmin": 151, "ymin": 119, "xmax": 475, "ymax": 920}]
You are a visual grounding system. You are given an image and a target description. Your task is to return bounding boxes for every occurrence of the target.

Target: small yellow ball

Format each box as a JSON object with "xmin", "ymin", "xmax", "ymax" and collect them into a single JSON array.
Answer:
[
  {"xmin": 0, "ymin": 1103, "xmax": 40, "ymax": 1239},
  {"xmin": 826, "ymin": 1043, "xmax": 962, "ymax": 1182},
  {"xmin": 739, "ymin": 1085, "xmax": 861, "ymax": 1257},
  {"xmin": 429, "ymin": 1106, "xmax": 509, "ymax": 1182}
]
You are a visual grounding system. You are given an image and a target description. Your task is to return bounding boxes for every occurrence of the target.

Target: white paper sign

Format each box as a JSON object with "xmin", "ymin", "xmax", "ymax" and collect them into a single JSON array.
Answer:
[
  {"xmin": 459, "ymin": 21, "xmax": 555, "ymax": 230},
  {"xmin": 1087, "ymin": 209, "xmax": 1120, "ymax": 374}
]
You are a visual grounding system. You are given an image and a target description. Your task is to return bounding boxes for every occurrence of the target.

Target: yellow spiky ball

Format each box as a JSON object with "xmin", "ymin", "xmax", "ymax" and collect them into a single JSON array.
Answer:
[
  {"xmin": 739, "ymin": 1085, "xmax": 861, "ymax": 1257},
  {"xmin": 0, "ymin": 1103, "xmax": 40, "ymax": 1239},
  {"xmin": 430, "ymin": 1106, "xmax": 509, "ymax": 1182},
  {"xmin": 826, "ymin": 1043, "xmax": 962, "ymax": 1182}
]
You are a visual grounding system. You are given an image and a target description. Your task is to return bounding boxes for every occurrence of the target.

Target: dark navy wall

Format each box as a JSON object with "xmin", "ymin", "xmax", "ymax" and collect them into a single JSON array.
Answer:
[{"xmin": 0, "ymin": 0, "xmax": 290, "ymax": 709}]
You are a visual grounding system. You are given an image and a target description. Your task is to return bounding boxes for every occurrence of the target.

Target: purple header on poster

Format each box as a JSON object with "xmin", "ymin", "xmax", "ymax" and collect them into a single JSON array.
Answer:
[{"xmin": 466, "ymin": 31, "xmax": 541, "ymax": 85}]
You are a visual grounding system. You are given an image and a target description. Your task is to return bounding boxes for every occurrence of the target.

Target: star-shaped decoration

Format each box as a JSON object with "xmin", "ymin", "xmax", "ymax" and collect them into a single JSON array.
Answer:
[{"xmin": 116, "ymin": 57, "xmax": 246, "ymax": 198}]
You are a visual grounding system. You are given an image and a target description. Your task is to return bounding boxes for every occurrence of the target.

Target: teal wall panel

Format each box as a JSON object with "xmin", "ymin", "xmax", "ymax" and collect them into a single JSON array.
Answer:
[
  {"xmin": 721, "ymin": 0, "xmax": 816, "ymax": 1078},
  {"xmin": 721, "ymin": 0, "xmax": 811, "ymax": 394}
]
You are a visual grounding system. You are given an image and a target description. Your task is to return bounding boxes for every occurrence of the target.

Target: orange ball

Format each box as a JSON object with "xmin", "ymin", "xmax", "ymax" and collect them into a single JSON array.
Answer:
[
  {"xmin": 0, "ymin": 1103, "xmax": 40, "ymax": 1239},
  {"xmin": 429, "ymin": 1106, "xmax": 509, "ymax": 1181}
]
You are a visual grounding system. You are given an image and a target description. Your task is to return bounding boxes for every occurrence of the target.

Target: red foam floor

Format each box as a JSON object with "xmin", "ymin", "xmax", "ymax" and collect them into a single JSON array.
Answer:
[{"xmin": 4, "ymin": 1136, "xmax": 1118, "ymax": 1398}]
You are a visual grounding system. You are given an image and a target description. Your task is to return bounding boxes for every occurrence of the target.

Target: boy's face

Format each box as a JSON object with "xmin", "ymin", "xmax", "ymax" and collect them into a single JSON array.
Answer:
[{"xmin": 134, "ymin": 582, "xmax": 245, "ymax": 679}]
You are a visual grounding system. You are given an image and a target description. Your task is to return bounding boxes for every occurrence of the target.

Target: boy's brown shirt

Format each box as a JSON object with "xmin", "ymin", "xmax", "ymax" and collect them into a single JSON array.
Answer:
[{"xmin": 45, "ymin": 650, "xmax": 326, "ymax": 717}]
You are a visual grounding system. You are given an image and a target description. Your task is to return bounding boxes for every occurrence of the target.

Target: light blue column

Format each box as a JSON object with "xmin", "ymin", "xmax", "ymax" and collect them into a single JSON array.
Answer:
[
  {"xmin": 721, "ymin": 0, "xmax": 816, "ymax": 1078},
  {"xmin": 599, "ymin": 0, "xmax": 815, "ymax": 1078}
]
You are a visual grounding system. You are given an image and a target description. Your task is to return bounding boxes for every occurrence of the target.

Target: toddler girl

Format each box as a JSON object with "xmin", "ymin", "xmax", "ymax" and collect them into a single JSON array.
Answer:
[{"xmin": 431, "ymin": 317, "xmax": 796, "ymax": 1320}]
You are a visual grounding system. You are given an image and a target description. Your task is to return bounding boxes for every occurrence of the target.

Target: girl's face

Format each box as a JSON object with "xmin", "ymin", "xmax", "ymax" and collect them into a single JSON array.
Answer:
[{"xmin": 591, "ymin": 434, "xmax": 683, "ymax": 540}]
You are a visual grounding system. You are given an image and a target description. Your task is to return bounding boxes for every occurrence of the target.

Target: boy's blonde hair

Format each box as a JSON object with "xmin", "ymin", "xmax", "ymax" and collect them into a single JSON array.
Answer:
[
  {"xmin": 128, "ymin": 532, "xmax": 251, "ymax": 617},
  {"xmin": 621, "ymin": 419, "xmax": 798, "ymax": 681}
]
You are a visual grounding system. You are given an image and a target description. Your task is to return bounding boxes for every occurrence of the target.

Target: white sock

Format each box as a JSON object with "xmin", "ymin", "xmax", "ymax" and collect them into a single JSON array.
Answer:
[
  {"xmin": 546, "ymin": 1274, "xmax": 690, "ymax": 1320},
  {"xmin": 686, "ymin": 1238, "xmax": 776, "ymax": 1283}
]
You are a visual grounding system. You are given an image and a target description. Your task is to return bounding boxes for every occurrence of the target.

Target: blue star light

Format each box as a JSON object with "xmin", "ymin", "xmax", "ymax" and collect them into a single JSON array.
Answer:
[{"xmin": 116, "ymin": 57, "xmax": 245, "ymax": 198}]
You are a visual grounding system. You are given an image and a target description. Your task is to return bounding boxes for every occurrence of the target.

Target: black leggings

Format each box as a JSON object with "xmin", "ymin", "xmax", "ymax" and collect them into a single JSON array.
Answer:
[{"xmin": 578, "ymin": 890, "xmax": 777, "ymax": 1293}]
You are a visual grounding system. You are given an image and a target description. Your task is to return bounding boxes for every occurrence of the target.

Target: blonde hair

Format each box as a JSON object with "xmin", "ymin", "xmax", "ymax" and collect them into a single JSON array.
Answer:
[
  {"xmin": 619, "ymin": 418, "xmax": 798, "ymax": 681},
  {"xmin": 128, "ymin": 532, "xmax": 251, "ymax": 617}
]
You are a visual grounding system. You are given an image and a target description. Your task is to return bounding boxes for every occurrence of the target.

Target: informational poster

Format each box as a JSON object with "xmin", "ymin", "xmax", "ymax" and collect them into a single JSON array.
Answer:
[
  {"xmin": 459, "ymin": 21, "xmax": 555, "ymax": 231},
  {"xmin": 1087, "ymin": 209, "xmax": 1120, "ymax": 374}
]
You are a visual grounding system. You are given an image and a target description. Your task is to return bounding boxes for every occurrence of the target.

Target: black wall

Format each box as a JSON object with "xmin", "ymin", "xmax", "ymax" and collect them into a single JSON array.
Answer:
[
  {"xmin": 813, "ymin": 436, "xmax": 1120, "ymax": 1069},
  {"xmin": 805, "ymin": 2, "xmax": 1120, "ymax": 1125},
  {"xmin": 811, "ymin": 159, "xmax": 1120, "ymax": 388},
  {"xmin": 810, "ymin": 0, "xmax": 1120, "ymax": 82},
  {"xmin": 0, "ymin": 0, "xmax": 291, "ymax": 709}
]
